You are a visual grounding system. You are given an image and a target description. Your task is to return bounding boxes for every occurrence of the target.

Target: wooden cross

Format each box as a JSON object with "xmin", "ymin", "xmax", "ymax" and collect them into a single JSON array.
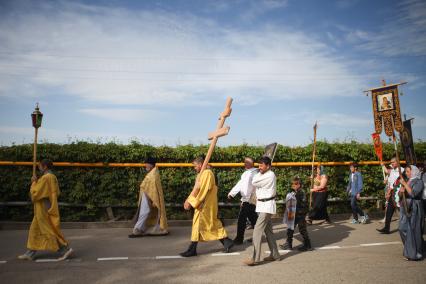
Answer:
[
  {"xmin": 188, "ymin": 97, "xmax": 233, "ymax": 197},
  {"xmin": 201, "ymin": 97, "xmax": 233, "ymax": 171}
]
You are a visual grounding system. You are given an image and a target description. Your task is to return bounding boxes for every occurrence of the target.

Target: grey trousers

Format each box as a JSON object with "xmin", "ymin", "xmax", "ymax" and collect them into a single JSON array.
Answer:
[{"xmin": 252, "ymin": 212, "xmax": 280, "ymax": 262}]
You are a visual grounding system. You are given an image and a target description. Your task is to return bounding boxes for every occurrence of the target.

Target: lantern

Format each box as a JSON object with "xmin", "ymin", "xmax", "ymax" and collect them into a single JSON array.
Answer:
[{"xmin": 31, "ymin": 103, "xmax": 43, "ymax": 129}]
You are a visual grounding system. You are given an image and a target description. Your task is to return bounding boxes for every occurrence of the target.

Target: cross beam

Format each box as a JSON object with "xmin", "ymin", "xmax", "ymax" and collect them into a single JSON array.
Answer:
[{"xmin": 201, "ymin": 97, "xmax": 233, "ymax": 171}]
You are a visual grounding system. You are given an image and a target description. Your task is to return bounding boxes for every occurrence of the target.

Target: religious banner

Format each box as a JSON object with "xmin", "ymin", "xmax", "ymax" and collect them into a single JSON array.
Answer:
[
  {"xmin": 399, "ymin": 119, "xmax": 416, "ymax": 165},
  {"xmin": 263, "ymin": 143, "xmax": 278, "ymax": 162},
  {"xmin": 366, "ymin": 80, "xmax": 410, "ymax": 216},
  {"xmin": 370, "ymin": 83, "xmax": 403, "ymax": 136},
  {"xmin": 371, "ymin": 133, "xmax": 383, "ymax": 161}
]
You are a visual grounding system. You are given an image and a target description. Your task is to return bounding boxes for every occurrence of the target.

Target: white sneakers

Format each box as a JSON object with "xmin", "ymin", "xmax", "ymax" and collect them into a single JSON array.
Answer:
[
  {"xmin": 17, "ymin": 250, "xmax": 36, "ymax": 261},
  {"xmin": 57, "ymin": 247, "xmax": 74, "ymax": 261},
  {"xmin": 360, "ymin": 214, "xmax": 369, "ymax": 224},
  {"xmin": 18, "ymin": 247, "xmax": 73, "ymax": 261}
]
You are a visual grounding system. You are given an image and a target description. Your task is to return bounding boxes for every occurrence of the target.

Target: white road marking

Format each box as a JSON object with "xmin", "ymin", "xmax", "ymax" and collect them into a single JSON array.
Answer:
[
  {"xmin": 155, "ymin": 256, "xmax": 183, "ymax": 259},
  {"xmin": 97, "ymin": 257, "xmax": 129, "ymax": 261},
  {"xmin": 265, "ymin": 242, "xmax": 402, "ymax": 253},
  {"xmin": 132, "ymin": 256, "xmax": 155, "ymax": 260},
  {"xmin": 318, "ymin": 246, "xmax": 341, "ymax": 250},
  {"xmin": 341, "ymin": 245, "xmax": 361, "ymax": 249},
  {"xmin": 265, "ymin": 250, "xmax": 291, "ymax": 254},
  {"xmin": 36, "ymin": 259, "xmax": 60, "ymax": 263},
  {"xmin": 360, "ymin": 242, "xmax": 401, "ymax": 247},
  {"xmin": 0, "ymin": 261, "xmax": 7, "ymax": 264},
  {"xmin": 211, "ymin": 252, "xmax": 240, "ymax": 256}
]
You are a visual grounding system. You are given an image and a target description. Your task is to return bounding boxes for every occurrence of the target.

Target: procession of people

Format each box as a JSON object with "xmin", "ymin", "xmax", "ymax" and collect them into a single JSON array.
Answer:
[
  {"xmin": 18, "ymin": 152, "xmax": 425, "ymax": 264},
  {"xmin": 17, "ymin": 96, "xmax": 424, "ymax": 265}
]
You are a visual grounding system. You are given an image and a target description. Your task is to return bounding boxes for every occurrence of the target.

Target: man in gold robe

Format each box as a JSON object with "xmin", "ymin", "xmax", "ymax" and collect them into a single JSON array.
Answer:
[
  {"xmin": 180, "ymin": 157, "xmax": 233, "ymax": 257},
  {"xmin": 129, "ymin": 157, "xmax": 168, "ymax": 237},
  {"xmin": 18, "ymin": 159, "xmax": 73, "ymax": 261}
]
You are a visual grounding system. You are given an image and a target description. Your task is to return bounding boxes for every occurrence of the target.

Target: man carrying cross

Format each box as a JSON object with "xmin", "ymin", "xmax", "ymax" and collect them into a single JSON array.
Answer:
[
  {"xmin": 180, "ymin": 156, "xmax": 234, "ymax": 257},
  {"xmin": 180, "ymin": 98, "xmax": 234, "ymax": 257}
]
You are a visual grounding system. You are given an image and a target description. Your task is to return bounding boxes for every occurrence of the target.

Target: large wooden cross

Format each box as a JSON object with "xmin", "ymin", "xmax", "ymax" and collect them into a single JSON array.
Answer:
[
  {"xmin": 202, "ymin": 97, "xmax": 233, "ymax": 171},
  {"xmin": 189, "ymin": 97, "xmax": 233, "ymax": 197}
]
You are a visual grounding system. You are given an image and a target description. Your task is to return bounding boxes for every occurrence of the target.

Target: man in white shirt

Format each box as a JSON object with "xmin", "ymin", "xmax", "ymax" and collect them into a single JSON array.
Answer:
[
  {"xmin": 243, "ymin": 156, "xmax": 280, "ymax": 266},
  {"xmin": 377, "ymin": 157, "xmax": 404, "ymax": 234},
  {"xmin": 228, "ymin": 157, "xmax": 258, "ymax": 245}
]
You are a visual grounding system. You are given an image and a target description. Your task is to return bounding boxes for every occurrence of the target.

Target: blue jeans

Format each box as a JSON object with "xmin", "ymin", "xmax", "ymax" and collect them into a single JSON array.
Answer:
[{"xmin": 350, "ymin": 195, "xmax": 364, "ymax": 220}]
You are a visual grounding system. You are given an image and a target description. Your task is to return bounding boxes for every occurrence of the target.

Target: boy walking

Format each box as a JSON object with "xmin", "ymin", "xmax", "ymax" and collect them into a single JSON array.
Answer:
[
  {"xmin": 347, "ymin": 163, "xmax": 369, "ymax": 224},
  {"xmin": 281, "ymin": 177, "xmax": 312, "ymax": 251}
]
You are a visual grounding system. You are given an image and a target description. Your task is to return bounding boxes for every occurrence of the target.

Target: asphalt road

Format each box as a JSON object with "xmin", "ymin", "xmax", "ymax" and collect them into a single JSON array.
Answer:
[{"xmin": 0, "ymin": 218, "xmax": 425, "ymax": 284}]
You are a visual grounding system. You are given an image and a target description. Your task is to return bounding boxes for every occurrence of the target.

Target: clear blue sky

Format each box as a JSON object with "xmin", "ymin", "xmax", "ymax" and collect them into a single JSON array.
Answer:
[{"xmin": 0, "ymin": 0, "xmax": 425, "ymax": 146}]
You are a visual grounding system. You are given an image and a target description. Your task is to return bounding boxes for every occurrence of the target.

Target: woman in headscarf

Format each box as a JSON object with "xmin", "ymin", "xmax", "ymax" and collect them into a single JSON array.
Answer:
[
  {"xmin": 398, "ymin": 165, "xmax": 424, "ymax": 261},
  {"xmin": 307, "ymin": 165, "xmax": 331, "ymax": 224}
]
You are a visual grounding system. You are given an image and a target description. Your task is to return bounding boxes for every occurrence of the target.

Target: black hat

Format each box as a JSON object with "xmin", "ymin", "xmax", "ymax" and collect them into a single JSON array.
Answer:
[{"xmin": 145, "ymin": 157, "xmax": 156, "ymax": 166}]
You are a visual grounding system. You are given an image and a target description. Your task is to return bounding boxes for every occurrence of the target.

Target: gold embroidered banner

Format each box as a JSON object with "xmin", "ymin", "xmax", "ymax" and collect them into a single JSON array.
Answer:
[{"xmin": 370, "ymin": 85, "xmax": 403, "ymax": 136}]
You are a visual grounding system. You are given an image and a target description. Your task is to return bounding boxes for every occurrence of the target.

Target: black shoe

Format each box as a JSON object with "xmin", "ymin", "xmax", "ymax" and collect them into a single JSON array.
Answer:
[
  {"xmin": 223, "ymin": 238, "xmax": 234, "ymax": 253},
  {"xmin": 179, "ymin": 250, "xmax": 197, "ymax": 257},
  {"xmin": 298, "ymin": 240, "xmax": 313, "ymax": 252},
  {"xmin": 279, "ymin": 241, "xmax": 293, "ymax": 250},
  {"xmin": 376, "ymin": 228, "xmax": 390, "ymax": 234},
  {"xmin": 233, "ymin": 239, "xmax": 243, "ymax": 245},
  {"xmin": 179, "ymin": 242, "xmax": 197, "ymax": 257}
]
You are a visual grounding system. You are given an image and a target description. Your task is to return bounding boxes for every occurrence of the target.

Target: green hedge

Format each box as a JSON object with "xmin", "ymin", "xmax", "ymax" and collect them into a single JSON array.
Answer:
[{"xmin": 0, "ymin": 141, "xmax": 425, "ymax": 221}]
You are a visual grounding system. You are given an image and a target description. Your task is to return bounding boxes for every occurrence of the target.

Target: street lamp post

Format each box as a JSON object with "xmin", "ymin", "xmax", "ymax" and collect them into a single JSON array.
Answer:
[{"xmin": 31, "ymin": 103, "xmax": 43, "ymax": 178}]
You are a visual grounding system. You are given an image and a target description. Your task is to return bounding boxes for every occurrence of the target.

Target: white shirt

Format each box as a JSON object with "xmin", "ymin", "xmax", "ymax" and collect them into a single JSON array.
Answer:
[
  {"xmin": 252, "ymin": 170, "xmax": 277, "ymax": 214},
  {"xmin": 387, "ymin": 167, "xmax": 404, "ymax": 189},
  {"xmin": 228, "ymin": 168, "xmax": 258, "ymax": 203}
]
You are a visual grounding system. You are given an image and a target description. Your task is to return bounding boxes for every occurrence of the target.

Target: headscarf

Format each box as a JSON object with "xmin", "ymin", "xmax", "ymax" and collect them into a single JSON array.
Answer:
[{"xmin": 409, "ymin": 165, "xmax": 421, "ymax": 181}]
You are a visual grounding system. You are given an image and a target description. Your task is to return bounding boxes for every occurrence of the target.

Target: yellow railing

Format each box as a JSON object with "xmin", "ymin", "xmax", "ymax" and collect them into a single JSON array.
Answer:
[{"xmin": 0, "ymin": 160, "xmax": 402, "ymax": 168}]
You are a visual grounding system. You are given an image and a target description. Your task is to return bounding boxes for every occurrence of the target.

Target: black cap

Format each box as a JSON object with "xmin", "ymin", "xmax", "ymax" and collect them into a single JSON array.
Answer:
[{"xmin": 145, "ymin": 157, "xmax": 156, "ymax": 166}]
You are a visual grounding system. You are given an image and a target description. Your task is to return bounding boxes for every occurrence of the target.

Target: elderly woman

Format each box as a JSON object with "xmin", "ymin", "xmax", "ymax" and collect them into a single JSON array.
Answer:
[
  {"xmin": 399, "ymin": 165, "xmax": 425, "ymax": 261},
  {"xmin": 307, "ymin": 165, "xmax": 331, "ymax": 224}
]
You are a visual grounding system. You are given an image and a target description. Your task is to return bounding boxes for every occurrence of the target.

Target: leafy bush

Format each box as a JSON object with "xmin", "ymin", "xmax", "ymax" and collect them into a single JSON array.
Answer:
[{"xmin": 0, "ymin": 141, "xmax": 424, "ymax": 221}]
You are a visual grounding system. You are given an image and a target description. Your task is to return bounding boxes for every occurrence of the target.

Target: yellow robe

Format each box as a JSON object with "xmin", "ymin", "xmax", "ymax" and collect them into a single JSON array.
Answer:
[
  {"xmin": 136, "ymin": 167, "xmax": 168, "ymax": 232},
  {"xmin": 187, "ymin": 169, "xmax": 227, "ymax": 242},
  {"xmin": 27, "ymin": 172, "xmax": 68, "ymax": 251}
]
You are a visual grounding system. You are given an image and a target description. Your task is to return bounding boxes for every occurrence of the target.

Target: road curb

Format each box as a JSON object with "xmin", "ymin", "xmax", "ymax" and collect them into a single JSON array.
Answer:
[{"xmin": 0, "ymin": 213, "xmax": 387, "ymax": 230}]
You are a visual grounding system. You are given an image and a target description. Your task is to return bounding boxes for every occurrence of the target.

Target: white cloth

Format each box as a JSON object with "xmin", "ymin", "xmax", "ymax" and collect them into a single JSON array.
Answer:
[
  {"xmin": 387, "ymin": 167, "xmax": 404, "ymax": 189},
  {"xmin": 351, "ymin": 173, "xmax": 354, "ymax": 183},
  {"xmin": 228, "ymin": 168, "xmax": 258, "ymax": 203},
  {"xmin": 283, "ymin": 192, "xmax": 296, "ymax": 230},
  {"xmin": 134, "ymin": 192, "xmax": 153, "ymax": 232},
  {"xmin": 252, "ymin": 170, "xmax": 277, "ymax": 214},
  {"xmin": 387, "ymin": 167, "xmax": 404, "ymax": 208}
]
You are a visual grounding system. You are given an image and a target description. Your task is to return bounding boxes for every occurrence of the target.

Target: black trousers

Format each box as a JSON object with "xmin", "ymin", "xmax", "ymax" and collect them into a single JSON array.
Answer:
[
  {"xmin": 287, "ymin": 217, "xmax": 310, "ymax": 243},
  {"xmin": 384, "ymin": 199, "xmax": 396, "ymax": 231},
  {"xmin": 235, "ymin": 202, "xmax": 258, "ymax": 242}
]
